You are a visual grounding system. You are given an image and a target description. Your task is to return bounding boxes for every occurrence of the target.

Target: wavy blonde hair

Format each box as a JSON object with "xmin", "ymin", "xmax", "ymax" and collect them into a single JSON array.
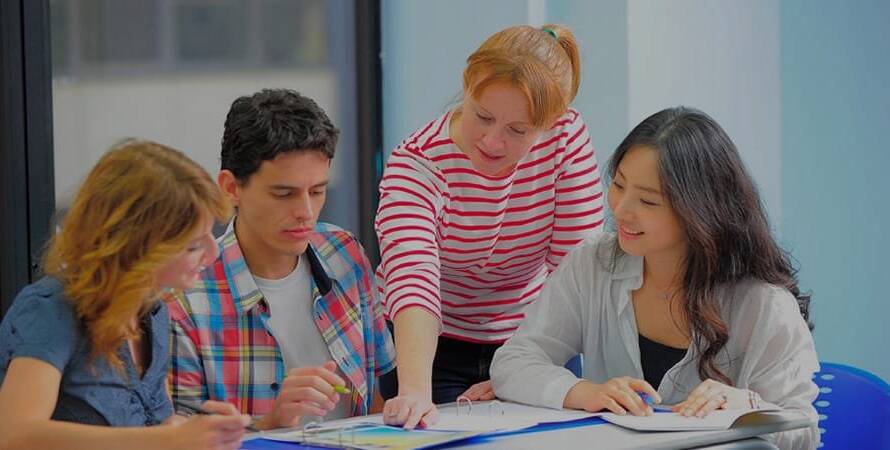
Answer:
[
  {"xmin": 463, "ymin": 24, "xmax": 581, "ymax": 128},
  {"xmin": 43, "ymin": 140, "xmax": 231, "ymax": 370}
]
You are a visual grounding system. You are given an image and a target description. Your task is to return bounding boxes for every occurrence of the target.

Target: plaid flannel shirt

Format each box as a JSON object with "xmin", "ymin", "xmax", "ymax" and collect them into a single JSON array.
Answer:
[{"xmin": 165, "ymin": 221, "xmax": 395, "ymax": 417}]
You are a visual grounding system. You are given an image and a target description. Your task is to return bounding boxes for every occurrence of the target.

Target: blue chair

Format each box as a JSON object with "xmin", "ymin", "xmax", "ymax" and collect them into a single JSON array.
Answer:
[
  {"xmin": 812, "ymin": 362, "xmax": 890, "ymax": 449},
  {"xmin": 565, "ymin": 354, "xmax": 583, "ymax": 377}
]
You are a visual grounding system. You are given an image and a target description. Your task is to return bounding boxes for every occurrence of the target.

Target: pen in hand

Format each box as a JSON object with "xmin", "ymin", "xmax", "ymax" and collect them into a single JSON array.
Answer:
[
  {"xmin": 639, "ymin": 393, "xmax": 673, "ymax": 412},
  {"xmin": 175, "ymin": 400, "xmax": 261, "ymax": 432}
]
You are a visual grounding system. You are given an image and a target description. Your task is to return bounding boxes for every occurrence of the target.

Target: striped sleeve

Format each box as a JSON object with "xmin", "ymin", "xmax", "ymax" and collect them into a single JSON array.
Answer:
[
  {"xmin": 375, "ymin": 148, "xmax": 445, "ymax": 325},
  {"xmin": 164, "ymin": 292, "xmax": 209, "ymax": 406},
  {"xmin": 546, "ymin": 114, "xmax": 605, "ymax": 270}
]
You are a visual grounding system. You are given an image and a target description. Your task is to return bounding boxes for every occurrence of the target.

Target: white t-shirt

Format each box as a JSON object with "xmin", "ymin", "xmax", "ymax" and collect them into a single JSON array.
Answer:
[{"xmin": 254, "ymin": 254, "xmax": 351, "ymax": 422}]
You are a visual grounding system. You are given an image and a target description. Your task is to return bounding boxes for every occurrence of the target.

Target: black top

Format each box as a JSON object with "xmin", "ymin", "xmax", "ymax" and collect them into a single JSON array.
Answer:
[{"xmin": 638, "ymin": 334, "xmax": 688, "ymax": 390}]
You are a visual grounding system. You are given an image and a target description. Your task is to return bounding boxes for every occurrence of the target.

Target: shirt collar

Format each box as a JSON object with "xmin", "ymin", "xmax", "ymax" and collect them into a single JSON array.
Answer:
[
  {"xmin": 217, "ymin": 219, "xmax": 335, "ymax": 312},
  {"xmin": 598, "ymin": 233, "xmax": 644, "ymax": 283},
  {"xmin": 600, "ymin": 234, "xmax": 644, "ymax": 313}
]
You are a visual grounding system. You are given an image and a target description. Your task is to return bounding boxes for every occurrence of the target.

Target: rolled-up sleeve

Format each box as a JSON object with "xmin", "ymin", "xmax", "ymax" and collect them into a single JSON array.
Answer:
[
  {"xmin": 164, "ymin": 292, "xmax": 209, "ymax": 406},
  {"xmin": 491, "ymin": 242, "xmax": 592, "ymax": 409},
  {"xmin": 739, "ymin": 287, "xmax": 821, "ymax": 450}
]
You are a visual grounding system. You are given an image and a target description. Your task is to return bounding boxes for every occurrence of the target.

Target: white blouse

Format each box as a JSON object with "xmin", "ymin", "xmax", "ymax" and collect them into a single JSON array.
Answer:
[{"xmin": 491, "ymin": 232, "xmax": 820, "ymax": 450}]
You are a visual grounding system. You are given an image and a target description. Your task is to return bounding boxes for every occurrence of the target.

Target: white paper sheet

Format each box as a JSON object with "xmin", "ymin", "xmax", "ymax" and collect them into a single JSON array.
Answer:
[{"xmin": 437, "ymin": 400, "xmax": 602, "ymax": 424}]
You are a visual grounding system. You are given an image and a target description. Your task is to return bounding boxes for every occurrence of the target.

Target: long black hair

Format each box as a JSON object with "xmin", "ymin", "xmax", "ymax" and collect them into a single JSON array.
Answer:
[{"xmin": 608, "ymin": 106, "xmax": 811, "ymax": 385}]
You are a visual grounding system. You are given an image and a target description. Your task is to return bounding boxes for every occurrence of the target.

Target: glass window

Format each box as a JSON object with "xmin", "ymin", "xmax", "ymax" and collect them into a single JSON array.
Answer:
[{"xmin": 49, "ymin": 0, "xmax": 358, "ymax": 233}]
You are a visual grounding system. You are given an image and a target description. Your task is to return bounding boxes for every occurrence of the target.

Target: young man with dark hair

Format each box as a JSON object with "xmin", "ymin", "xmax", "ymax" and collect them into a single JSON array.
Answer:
[{"xmin": 165, "ymin": 89, "xmax": 395, "ymax": 430}]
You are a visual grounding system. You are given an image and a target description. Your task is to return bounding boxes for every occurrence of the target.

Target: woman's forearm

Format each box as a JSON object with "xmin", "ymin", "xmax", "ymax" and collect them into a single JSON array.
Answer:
[
  {"xmin": 0, "ymin": 420, "xmax": 171, "ymax": 450},
  {"xmin": 392, "ymin": 307, "xmax": 440, "ymax": 397}
]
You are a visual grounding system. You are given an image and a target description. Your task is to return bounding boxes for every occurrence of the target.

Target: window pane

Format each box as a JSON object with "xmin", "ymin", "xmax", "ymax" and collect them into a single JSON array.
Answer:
[
  {"xmin": 80, "ymin": 0, "xmax": 159, "ymax": 63},
  {"xmin": 261, "ymin": 0, "xmax": 327, "ymax": 65},
  {"xmin": 50, "ymin": 0, "xmax": 359, "ymax": 234},
  {"xmin": 175, "ymin": 1, "xmax": 247, "ymax": 62},
  {"xmin": 49, "ymin": 0, "xmax": 70, "ymax": 75}
]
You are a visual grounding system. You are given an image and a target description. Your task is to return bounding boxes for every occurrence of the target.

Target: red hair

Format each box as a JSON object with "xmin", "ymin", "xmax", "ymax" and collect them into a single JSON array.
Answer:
[
  {"xmin": 43, "ymin": 140, "xmax": 231, "ymax": 370},
  {"xmin": 463, "ymin": 24, "xmax": 581, "ymax": 128}
]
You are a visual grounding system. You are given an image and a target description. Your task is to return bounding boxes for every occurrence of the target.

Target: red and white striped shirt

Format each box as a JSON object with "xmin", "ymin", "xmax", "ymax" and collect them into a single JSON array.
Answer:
[{"xmin": 375, "ymin": 109, "xmax": 605, "ymax": 343}]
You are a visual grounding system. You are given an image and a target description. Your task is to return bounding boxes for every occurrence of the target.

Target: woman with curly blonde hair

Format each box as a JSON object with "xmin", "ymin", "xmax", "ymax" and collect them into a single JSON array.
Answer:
[{"xmin": 0, "ymin": 140, "xmax": 249, "ymax": 450}]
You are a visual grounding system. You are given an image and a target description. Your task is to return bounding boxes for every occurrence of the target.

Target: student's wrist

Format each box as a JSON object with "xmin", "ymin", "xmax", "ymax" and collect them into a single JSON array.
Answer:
[
  {"xmin": 398, "ymin": 383, "xmax": 432, "ymax": 400},
  {"xmin": 253, "ymin": 413, "xmax": 281, "ymax": 431},
  {"xmin": 563, "ymin": 379, "xmax": 595, "ymax": 410}
]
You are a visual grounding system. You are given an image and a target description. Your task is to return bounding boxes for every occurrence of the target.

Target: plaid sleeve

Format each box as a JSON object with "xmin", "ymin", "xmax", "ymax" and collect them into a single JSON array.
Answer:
[
  {"xmin": 355, "ymin": 241, "xmax": 396, "ymax": 377},
  {"xmin": 370, "ymin": 278, "xmax": 396, "ymax": 377},
  {"xmin": 165, "ymin": 292, "xmax": 209, "ymax": 407}
]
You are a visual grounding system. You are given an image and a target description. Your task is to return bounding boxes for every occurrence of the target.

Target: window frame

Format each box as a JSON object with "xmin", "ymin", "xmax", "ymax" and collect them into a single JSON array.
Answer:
[{"xmin": 0, "ymin": 0, "xmax": 383, "ymax": 318}]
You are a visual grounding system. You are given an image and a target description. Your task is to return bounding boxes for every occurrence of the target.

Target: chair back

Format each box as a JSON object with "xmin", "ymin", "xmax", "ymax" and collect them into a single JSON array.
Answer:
[
  {"xmin": 812, "ymin": 362, "xmax": 890, "ymax": 449},
  {"xmin": 565, "ymin": 354, "xmax": 583, "ymax": 377}
]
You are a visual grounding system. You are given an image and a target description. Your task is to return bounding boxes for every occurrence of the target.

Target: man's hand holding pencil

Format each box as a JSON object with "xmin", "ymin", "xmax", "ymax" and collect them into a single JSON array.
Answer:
[{"xmin": 253, "ymin": 360, "xmax": 348, "ymax": 430}]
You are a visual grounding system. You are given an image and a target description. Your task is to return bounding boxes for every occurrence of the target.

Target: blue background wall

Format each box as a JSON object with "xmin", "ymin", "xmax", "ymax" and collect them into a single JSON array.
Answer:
[{"xmin": 780, "ymin": 0, "xmax": 890, "ymax": 380}]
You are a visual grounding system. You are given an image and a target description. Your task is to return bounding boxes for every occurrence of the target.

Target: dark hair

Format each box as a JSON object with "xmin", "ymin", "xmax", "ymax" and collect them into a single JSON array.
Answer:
[
  {"xmin": 608, "ymin": 106, "xmax": 811, "ymax": 386},
  {"xmin": 221, "ymin": 88, "xmax": 339, "ymax": 182}
]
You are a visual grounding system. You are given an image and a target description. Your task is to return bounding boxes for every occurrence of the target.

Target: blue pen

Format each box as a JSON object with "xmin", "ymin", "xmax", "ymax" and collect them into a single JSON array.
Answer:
[{"xmin": 639, "ymin": 393, "xmax": 674, "ymax": 412}]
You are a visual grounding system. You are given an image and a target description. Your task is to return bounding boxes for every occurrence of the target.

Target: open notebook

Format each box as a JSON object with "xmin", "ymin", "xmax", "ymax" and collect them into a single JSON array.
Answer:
[
  {"xmin": 246, "ymin": 401, "xmax": 603, "ymax": 449},
  {"xmin": 601, "ymin": 407, "xmax": 781, "ymax": 432},
  {"xmin": 285, "ymin": 400, "xmax": 599, "ymax": 433}
]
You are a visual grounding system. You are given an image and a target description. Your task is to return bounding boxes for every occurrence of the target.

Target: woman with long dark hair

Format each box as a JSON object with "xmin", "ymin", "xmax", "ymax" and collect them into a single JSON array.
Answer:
[{"xmin": 491, "ymin": 107, "xmax": 819, "ymax": 449}]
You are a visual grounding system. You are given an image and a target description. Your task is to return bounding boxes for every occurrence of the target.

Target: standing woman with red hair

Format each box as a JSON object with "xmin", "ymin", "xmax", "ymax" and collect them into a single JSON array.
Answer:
[
  {"xmin": 0, "ymin": 141, "xmax": 249, "ymax": 450},
  {"xmin": 376, "ymin": 24, "xmax": 605, "ymax": 428}
]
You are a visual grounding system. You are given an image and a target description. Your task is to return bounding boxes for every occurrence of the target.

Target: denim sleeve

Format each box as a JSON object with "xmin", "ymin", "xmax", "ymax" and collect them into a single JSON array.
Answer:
[{"xmin": 0, "ymin": 287, "xmax": 79, "ymax": 374}]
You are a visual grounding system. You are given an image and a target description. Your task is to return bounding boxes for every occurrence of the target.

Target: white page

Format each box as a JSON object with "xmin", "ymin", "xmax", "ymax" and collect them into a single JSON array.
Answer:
[
  {"xmin": 255, "ymin": 400, "xmax": 600, "ymax": 441},
  {"xmin": 424, "ymin": 414, "xmax": 536, "ymax": 432},
  {"xmin": 601, "ymin": 408, "xmax": 779, "ymax": 432},
  {"xmin": 437, "ymin": 401, "xmax": 602, "ymax": 424},
  {"xmin": 279, "ymin": 412, "xmax": 535, "ymax": 433}
]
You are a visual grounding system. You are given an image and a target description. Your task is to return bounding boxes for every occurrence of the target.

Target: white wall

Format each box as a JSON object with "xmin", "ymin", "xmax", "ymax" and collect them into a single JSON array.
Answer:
[
  {"xmin": 52, "ymin": 69, "xmax": 337, "ymax": 206},
  {"xmin": 381, "ymin": 0, "xmax": 543, "ymax": 155},
  {"xmin": 628, "ymin": 0, "xmax": 783, "ymax": 230},
  {"xmin": 382, "ymin": 1, "xmax": 783, "ymax": 232}
]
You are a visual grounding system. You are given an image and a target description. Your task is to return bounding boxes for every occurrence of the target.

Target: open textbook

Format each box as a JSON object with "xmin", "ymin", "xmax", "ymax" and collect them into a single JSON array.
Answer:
[{"xmin": 601, "ymin": 406, "xmax": 781, "ymax": 432}]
